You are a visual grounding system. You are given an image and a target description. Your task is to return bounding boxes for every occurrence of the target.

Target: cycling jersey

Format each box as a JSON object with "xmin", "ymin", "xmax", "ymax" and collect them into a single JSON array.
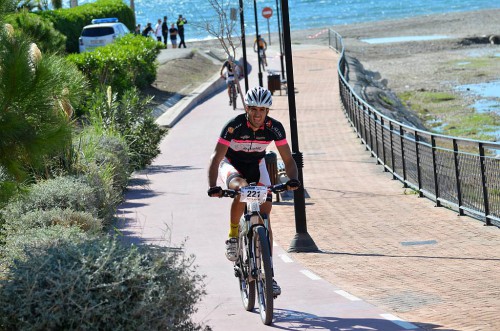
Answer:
[{"xmin": 218, "ymin": 114, "xmax": 288, "ymax": 163}]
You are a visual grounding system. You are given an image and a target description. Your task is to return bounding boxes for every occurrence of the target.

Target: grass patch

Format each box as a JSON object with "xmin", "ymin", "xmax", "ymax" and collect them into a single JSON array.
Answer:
[
  {"xmin": 398, "ymin": 90, "xmax": 500, "ymax": 141},
  {"xmin": 449, "ymin": 57, "xmax": 497, "ymax": 70},
  {"xmin": 442, "ymin": 112, "xmax": 500, "ymax": 140}
]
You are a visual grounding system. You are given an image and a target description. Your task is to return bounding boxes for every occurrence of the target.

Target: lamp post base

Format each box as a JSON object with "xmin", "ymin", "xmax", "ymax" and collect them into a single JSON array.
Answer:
[{"xmin": 288, "ymin": 232, "xmax": 319, "ymax": 253}]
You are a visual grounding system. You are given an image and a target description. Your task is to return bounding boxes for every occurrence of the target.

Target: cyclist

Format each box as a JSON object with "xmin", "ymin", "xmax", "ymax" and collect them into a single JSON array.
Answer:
[
  {"xmin": 220, "ymin": 55, "xmax": 240, "ymax": 106},
  {"xmin": 207, "ymin": 86, "xmax": 301, "ymax": 296},
  {"xmin": 253, "ymin": 35, "xmax": 268, "ymax": 67}
]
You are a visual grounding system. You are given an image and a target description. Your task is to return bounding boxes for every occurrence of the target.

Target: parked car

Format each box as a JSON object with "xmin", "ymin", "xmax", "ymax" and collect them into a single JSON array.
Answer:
[{"xmin": 79, "ymin": 18, "xmax": 130, "ymax": 53}]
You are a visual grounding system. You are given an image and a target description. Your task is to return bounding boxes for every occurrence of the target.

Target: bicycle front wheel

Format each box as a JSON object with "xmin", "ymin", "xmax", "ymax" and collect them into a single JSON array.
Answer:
[
  {"xmin": 238, "ymin": 234, "xmax": 255, "ymax": 311},
  {"xmin": 253, "ymin": 225, "xmax": 274, "ymax": 325}
]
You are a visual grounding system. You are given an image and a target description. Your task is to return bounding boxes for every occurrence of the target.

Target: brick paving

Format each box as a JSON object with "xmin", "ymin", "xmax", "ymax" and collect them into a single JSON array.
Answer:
[{"xmin": 267, "ymin": 46, "xmax": 500, "ymax": 331}]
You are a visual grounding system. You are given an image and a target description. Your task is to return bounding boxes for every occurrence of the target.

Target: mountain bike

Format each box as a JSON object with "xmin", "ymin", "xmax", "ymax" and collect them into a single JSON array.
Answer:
[
  {"xmin": 228, "ymin": 80, "xmax": 237, "ymax": 110},
  {"xmin": 257, "ymin": 49, "xmax": 267, "ymax": 72},
  {"xmin": 222, "ymin": 183, "xmax": 288, "ymax": 325}
]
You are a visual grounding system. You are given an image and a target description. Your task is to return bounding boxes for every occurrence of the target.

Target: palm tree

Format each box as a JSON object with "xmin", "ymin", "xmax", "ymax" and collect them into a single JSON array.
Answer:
[{"xmin": 1, "ymin": 14, "xmax": 87, "ymax": 181}]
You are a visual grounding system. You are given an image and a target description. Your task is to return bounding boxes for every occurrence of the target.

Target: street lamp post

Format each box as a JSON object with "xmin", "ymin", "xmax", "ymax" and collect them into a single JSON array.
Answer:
[
  {"xmin": 275, "ymin": 0, "xmax": 285, "ymax": 80},
  {"xmin": 238, "ymin": 0, "xmax": 249, "ymax": 93},
  {"xmin": 253, "ymin": 0, "xmax": 263, "ymax": 87},
  {"xmin": 280, "ymin": 0, "xmax": 318, "ymax": 252}
]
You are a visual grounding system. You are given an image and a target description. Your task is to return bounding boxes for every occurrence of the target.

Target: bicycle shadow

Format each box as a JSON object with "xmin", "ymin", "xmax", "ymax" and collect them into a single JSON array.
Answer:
[{"xmin": 268, "ymin": 308, "xmax": 454, "ymax": 331}]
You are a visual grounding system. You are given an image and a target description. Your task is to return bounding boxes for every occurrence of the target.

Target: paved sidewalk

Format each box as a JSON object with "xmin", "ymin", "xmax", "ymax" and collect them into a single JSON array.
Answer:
[{"xmin": 266, "ymin": 46, "xmax": 500, "ymax": 331}]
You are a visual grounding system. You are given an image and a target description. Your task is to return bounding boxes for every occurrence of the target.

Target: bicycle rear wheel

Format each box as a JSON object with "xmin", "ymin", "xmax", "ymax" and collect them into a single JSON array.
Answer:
[
  {"xmin": 254, "ymin": 226, "xmax": 274, "ymax": 325},
  {"xmin": 238, "ymin": 234, "xmax": 255, "ymax": 311}
]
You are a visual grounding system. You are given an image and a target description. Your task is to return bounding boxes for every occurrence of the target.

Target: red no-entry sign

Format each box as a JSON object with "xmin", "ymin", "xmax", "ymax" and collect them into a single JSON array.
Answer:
[{"xmin": 262, "ymin": 7, "xmax": 273, "ymax": 19}]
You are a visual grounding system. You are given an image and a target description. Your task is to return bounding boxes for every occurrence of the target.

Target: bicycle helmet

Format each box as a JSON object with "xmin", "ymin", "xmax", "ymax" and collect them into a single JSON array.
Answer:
[{"xmin": 244, "ymin": 86, "xmax": 272, "ymax": 108}]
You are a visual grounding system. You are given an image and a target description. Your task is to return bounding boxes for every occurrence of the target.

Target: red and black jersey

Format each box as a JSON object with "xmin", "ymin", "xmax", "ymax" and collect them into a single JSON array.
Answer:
[{"xmin": 218, "ymin": 114, "xmax": 288, "ymax": 163}]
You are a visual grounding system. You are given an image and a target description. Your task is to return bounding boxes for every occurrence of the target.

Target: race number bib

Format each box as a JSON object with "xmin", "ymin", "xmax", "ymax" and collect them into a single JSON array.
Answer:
[{"xmin": 239, "ymin": 186, "xmax": 268, "ymax": 204}]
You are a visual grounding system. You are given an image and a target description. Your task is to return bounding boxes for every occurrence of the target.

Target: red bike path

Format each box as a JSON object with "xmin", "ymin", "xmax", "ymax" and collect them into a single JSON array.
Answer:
[{"xmin": 116, "ymin": 44, "xmax": 500, "ymax": 330}]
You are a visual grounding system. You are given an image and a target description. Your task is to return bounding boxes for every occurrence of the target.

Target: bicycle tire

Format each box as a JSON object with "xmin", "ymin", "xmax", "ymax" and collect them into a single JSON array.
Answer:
[
  {"xmin": 254, "ymin": 225, "xmax": 274, "ymax": 325},
  {"xmin": 231, "ymin": 85, "xmax": 237, "ymax": 110},
  {"xmin": 238, "ymin": 234, "xmax": 255, "ymax": 311}
]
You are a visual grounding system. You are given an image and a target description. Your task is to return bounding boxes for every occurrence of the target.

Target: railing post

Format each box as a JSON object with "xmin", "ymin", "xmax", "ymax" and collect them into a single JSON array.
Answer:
[
  {"xmin": 363, "ymin": 106, "xmax": 369, "ymax": 149},
  {"xmin": 478, "ymin": 143, "xmax": 491, "ymax": 225},
  {"xmin": 381, "ymin": 117, "xmax": 387, "ymax": 171},
  {"xmin": 390, "ymin": 122, "xmax": 396, "ymax": 179},
  {"xmin": 367, "ymin": 109, "xmax": 372, "ymax": 152},
  {"xmin": 452, "ymin": 139, "xmax": 462, "ymax": 214},
  {"xmin": 374, "ymin": 113, "xmax": 380, "ymax": 164},
  {"xmin": 415, "ymin": 130, "xmax": 423, "ymax": 197},
  {"xmin": 400, "ymin": 126, "xmax": 407, "ymax": 187},
  {"xmin": 432, "ymin": 136, "xmax": 441, "ymax": 207}
]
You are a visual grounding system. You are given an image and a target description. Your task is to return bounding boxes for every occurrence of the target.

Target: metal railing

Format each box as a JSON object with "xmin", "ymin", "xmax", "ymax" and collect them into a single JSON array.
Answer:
[{"xmin": 328, "ymin": 29, "xmax": 500, "ymax": 227}]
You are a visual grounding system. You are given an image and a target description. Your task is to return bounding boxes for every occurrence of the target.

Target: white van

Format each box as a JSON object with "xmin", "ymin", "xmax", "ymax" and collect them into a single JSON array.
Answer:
[{"xmin": 78, "ymin": 18, "xmax": 130, "ymax": 53}]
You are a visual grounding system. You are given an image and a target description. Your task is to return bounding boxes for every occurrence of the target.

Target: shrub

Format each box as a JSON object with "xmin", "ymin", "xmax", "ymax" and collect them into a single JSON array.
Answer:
[
  {"xmin": 1, "ymin": 176, "xmax": 99, "ymax": 221},
  {"xmin": 0, "ymin": 224, "xmax": 89, "ymax": 268},
  {"xmin": 4, "ymin": 10, "xmax": 66, "ymax": 54},
  {"xmin": 74, "ymin": 126, "xmax": 130, "ymax": 191},
  {"xmin": 81, "ymin": 87, "xmax": 167, "ymax": 170},
  {"xmin": 2, "ymin": 208, "xmax": 102, "ymax": 238},
  {"xmin": 67, "ymin": 33, "xmax": 162, "ymax": 94},
  {"xmin": 0, "ymin": 236, "xmax": 211, "ymax": 331}
]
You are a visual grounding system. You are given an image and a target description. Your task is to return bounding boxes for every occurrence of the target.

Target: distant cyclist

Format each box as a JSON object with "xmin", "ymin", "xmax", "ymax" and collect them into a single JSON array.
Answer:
[
  {"xmin": 220, "ymin": 55, "xmax": 240, "ymax": 106},
  {"xmin": 207, "ymin": 86, "xmax": 301, "ymax": 296},
  {"xmin": 253, "ymin": 35, "xmax": 268, "ymax": 67}
]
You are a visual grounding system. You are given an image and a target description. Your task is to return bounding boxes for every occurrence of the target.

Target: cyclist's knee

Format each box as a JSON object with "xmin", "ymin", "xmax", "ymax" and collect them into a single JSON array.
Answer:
[{"xmin": 228, "ymin": 177, "xmax": 248, "ymax": 190}]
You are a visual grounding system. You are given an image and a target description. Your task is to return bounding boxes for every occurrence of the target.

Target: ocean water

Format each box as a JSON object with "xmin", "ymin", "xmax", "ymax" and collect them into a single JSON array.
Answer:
[{"xmin": 68, "ymin": 0, "xmax": 500, "ymax": 41}]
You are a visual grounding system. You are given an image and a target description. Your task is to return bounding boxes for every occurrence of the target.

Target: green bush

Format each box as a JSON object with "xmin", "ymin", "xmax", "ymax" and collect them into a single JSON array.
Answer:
[
  {"xmin": 67, "ymin": 33, "xmax": 162, "ymax": 94},
  {"xmin": 81, "ymin": 87, "xmax": 167, "ymax": 170},
  {"xmin": 2, "ymin": 207, "xmax": 102, "ymax": 239},
  {"xmin": 41, "ymin": 0, "xmax": 135, "ymax": 53},
  {"xmin": 0, "ymin": 174, "xmax": 119, "ymax": 229},
  {"xmin": 0, "ymin": 236, "xmax": 211, "ymax": 331},
  {"xmin": 4, "ymin": 10, "xmax": 66, "ymax": 54},
  {"xmin": 0, "ymin": 224, "xmax": 89, "ymax": 270},
  {"xmin": 1, "ymin": 176, "xmax": 99, "ymax": 220},
  {"xmin": 74, "ymin": 126, "xmax": 130, "ymax": 191}
]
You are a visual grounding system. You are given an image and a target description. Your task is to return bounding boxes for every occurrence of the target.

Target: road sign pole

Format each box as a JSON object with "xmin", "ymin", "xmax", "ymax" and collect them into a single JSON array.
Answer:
[
  {"xmin": 253, "ymin": 0, "xmax": 263, "ymax": 87},
  {"xmin": 267, "ymin": 18, "xmax": 271, "ymax": 45}
]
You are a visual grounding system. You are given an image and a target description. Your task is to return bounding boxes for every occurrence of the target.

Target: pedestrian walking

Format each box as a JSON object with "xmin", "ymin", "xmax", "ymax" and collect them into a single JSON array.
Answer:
[{"xmin": 176, "ymin": 14, "xmax": 187, "ymax": 48}]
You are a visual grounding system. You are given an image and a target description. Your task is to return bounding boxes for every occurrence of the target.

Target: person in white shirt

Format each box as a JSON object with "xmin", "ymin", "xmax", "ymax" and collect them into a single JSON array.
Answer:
[{"xmin": 155, "ymin": 19, "xmax": 162, "ymax": 42}]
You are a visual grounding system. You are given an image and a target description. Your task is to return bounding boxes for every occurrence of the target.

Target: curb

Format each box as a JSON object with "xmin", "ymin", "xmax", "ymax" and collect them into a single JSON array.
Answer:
[{"xmin": 154, "ymin": 72, "xmax": 226, "ymax": 128}]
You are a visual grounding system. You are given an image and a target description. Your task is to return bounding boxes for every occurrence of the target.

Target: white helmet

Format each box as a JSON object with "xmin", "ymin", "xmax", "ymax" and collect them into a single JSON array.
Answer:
[{"xmin": 245, "ymin": 86, "xmax": 272, "ymax": 107}]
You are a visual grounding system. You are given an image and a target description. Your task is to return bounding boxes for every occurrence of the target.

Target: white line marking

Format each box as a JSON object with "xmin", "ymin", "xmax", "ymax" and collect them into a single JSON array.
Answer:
[
  {"xmin": 300, "ymin": 269, "xmax": 321, "ymax": 280},
  {"xmin": 335, "ymin": 290, "xmax": 362, "ymax": 301},
  {"xmin": 279, "ymin": 254, "xmax": 293, "ymax": 263},
  {"xmin": 380, "ymin": 314, "xmax": 419, "ymax": 330}
]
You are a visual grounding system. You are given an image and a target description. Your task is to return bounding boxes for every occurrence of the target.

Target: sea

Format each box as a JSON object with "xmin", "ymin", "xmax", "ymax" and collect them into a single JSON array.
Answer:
[{"xmin": 67, "ymin": 0, "xmax": 500, "ymax": 42}]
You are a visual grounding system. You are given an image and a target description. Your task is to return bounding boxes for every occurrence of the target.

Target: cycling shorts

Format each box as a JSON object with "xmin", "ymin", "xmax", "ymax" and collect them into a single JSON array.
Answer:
[
  {"xmin": 219, "ymin": 157, "xmax": 272, "ymax": 201},
  {"xmin": 225, "ymin": 74, "xmax": 235, "ymax": 84}
]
